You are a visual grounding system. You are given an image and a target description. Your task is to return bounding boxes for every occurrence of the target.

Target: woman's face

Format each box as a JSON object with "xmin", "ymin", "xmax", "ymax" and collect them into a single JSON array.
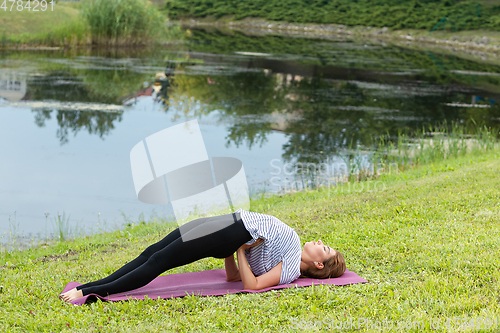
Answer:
[{"xmin": 303, "ymin": 239, "xmax": 336, "ymax": 263}]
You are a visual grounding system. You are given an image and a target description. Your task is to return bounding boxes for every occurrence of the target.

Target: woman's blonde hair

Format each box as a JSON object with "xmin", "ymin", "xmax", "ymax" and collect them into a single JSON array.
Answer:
[{"xmin": 300, "ymin": 250, "xmax": 346, "ymax": 279}]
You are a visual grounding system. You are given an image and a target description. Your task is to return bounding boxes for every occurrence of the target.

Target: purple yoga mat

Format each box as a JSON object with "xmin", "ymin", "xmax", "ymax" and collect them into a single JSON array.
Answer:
[{"xmin": 61, "ymin": 269, "xmax": 367, "ymax": 306}]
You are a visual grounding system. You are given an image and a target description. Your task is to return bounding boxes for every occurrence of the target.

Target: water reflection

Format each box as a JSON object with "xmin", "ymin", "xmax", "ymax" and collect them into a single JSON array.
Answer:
[
  {"xmin": 3, "ymin": 29, "xmax": 499, "ymax": 151},
  {"xmin": 160, "ymin": 62, "xmax": 500, "ymax": 158}
]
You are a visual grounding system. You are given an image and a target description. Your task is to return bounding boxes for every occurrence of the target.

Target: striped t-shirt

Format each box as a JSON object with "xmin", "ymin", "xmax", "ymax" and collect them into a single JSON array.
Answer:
[{"xmin": 235, "ymin": 209, "xmax": 302, "ymax": 285}]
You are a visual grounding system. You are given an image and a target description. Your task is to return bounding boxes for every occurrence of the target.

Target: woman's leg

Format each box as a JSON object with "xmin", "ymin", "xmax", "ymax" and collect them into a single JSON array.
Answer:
[
  {"xmin": 79, "ymin": 213, "xmax": 251, "ymax": 298},
  {"xmin": 76, "ymin": 216, "xmax": 211, "ymax": 291}
]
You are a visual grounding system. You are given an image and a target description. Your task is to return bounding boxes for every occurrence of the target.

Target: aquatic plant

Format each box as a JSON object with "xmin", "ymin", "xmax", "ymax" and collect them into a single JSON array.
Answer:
[
  {"xmin": 51, "ymin": 212, "xmax": 77, "ymax": 242},
  {"xmin": 4, "ymin": 212, "xmax": 20, "ymax": 252},
  {"xmin": 378, "ymin": 120, "xmax": 499, "ymax": 170}
]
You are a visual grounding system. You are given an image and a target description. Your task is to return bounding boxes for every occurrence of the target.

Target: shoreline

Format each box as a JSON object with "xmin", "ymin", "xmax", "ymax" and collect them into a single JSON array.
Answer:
[{"xmin": 176, "ymin": 17, "xmax": 500, "ymax": 59}]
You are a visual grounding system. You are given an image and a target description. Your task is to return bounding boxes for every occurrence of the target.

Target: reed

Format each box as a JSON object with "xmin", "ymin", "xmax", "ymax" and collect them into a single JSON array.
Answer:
[
  {"xmin": 81, "ymin": 0, "xmax": 165, "ymax": 45},
  {"xmin": 3, "ymin": 212, "xmax": 20, "ymax": 252},
  {"xmin": 1, "ymin": 148, "xmax": 499, "ymax": 331}
]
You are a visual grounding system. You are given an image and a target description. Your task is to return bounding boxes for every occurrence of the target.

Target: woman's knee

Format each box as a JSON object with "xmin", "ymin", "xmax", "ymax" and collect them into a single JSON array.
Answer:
[
  {"xmin": 140, "ymin": 228, "xmax": 182, "ymax": 258},
  {"xmin": 145, "ymin": 252, "xmax": 168, "ymax": 271},
  {"xmin": 146, "ymin": 247, "xmax": 198, "ymax": 273},
  {"xmin": 140, "ymin": 245, "xmax": 156, "ymax": 258}
]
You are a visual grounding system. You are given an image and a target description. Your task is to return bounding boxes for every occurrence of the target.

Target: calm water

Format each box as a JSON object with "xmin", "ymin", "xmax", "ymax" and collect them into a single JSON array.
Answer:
[{"xmin": 1, "ymin": 28, "xmax": 499, "ymax": 245}]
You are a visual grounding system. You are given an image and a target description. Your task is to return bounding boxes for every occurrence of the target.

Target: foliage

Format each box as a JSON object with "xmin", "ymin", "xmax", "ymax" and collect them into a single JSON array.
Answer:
[{"xmin": 165, "ymin": 0, "xmax": 500, "ymax": 31}]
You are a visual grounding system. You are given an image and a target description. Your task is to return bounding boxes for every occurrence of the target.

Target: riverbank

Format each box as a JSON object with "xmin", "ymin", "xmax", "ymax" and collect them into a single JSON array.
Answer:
[
  {"xmin": 4, "ymin": 4, "xmax": 500, "ymax": 59},
  {"xmin": 1, "ymin": 147, "xmax": 499, "ymax": 331},
  {"xmin": 178, "ymin": 17, "xmax": 500, "ymax": 56}
]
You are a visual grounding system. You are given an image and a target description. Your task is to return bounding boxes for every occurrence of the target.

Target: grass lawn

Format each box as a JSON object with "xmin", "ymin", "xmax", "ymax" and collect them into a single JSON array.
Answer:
[
  {"xmin": 0, "ymin": 1, "xmax": 80, "ymax": 36},
  {"xmin": 1, "ymin": 148, "xmax": 500, "ymax": 332}
]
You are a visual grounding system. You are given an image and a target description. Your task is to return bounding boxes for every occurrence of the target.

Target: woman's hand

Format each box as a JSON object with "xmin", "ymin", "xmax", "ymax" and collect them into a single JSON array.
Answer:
[{"xmin": 239, "ymin": 238, "xmax": 264, "ymax": 250}]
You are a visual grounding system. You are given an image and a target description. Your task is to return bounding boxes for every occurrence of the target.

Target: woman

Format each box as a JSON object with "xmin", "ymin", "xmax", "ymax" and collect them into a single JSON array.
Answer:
[{"xmin": 60, "ymin": 209, "xmax": 346, "ymax": 302}]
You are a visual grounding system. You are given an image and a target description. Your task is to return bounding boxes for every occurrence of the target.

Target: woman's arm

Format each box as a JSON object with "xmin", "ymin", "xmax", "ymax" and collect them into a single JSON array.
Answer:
[
  {"xmin": 236, "ymin": 247, "xmax": 282, "ymax": 290},
  {"xmin": 224, "ymin": 238, "xmax": 264, "ymax": 282},
  {"xmin": 224, "ymin": 255, "xmax": 241, "ymax": 282}
]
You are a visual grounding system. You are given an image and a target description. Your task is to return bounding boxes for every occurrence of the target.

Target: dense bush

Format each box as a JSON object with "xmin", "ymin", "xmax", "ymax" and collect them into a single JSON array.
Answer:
[
  {"xmin": 82, "ymin": 0, "xmax": 165, "ymax": 44},
  {"xmin": 165, "ymin": 0, "xmax": 500, "ymax": 31}
]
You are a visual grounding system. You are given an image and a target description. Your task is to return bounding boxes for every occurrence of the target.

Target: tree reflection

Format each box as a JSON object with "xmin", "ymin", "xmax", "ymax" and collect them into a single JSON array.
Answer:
[
  {"xmin": 32, "ymin": 109, "xmax": 123, "ymax": 145},
  {"xmin": 26, "ymin": 68, "xmax": 145, "ymax": 144},
  {"xmin": 282, "ymin": 76, "xmax": 500, "ymax": 164},
  {"xmin": 20, "ymin": 34, "xmax": 500, "ymax": 152},
  {"xmin": 160, "ymin": 69, "xmax": 288, "ymax": 148},
  {"xmin": 159, "ymin": 63, "xmax": 500, "ymax": 163}
]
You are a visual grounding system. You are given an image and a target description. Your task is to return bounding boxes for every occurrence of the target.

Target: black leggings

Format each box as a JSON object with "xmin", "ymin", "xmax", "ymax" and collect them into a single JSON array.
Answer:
[{"xmin": 76, "ymin": 212, "xmax": 252, "ymax": 297}]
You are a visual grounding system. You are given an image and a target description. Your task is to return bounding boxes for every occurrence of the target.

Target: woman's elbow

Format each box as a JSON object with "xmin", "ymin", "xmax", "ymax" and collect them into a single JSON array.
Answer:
[
  {"xmin": 244, "ymin": 280, "xmax": 271, "ymax": 290},
  {"xmin": 243, "ymin": 284, "xmax": 258, "ymax": 290}
]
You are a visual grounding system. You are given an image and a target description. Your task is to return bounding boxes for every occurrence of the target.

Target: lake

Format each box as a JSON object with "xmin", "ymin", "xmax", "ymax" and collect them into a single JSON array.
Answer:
[{"xmin": 1, "ymin": 27, "xmax": 499, "ymax": 247}]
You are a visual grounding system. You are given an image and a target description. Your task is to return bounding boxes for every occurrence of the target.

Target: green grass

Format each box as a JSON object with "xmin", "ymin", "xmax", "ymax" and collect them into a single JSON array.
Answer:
[
  {"xmin": 1, "ymin": 146, "xmax": 500, "ymax": 331},
  {"xmin": 0, "ymin": 1, "xmax": 81, "ymax": 36},
  {"xmin": 0, "ymin": 1, "xmax": 90, "ymax": 47},
  {"xmin": 3, "ymin": 19, "xmax": 91, "ymax": 48}
]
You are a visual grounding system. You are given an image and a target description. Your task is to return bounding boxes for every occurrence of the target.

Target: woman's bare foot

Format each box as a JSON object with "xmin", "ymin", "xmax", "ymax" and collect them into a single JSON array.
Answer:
[{"xmin": 60, "ymin": 288, "xmax": 83, "ymax": 302}]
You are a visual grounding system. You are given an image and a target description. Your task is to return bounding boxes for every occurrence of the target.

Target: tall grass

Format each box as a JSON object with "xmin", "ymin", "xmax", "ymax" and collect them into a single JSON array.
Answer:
[
  {"xmin": 0, "ymin": 210, "xmax": 121, "ymax": 254},
  {"xmin": 282, "ymin": 121, "xmax": 499, "ymax": 193},
  {"xmin": 378, "ymin": 120, "xmax": 499, "ymax": 171},
  {"xmin": 81, "ymin": 0, "xmax": 165, "ymax": 45},
  {"xmin": 52, "ymin": 212, "xmax": 70, "ymax": 242},
  {"xmin": 4, "ymin": 212, "xmax": 20, "ymax": 252}
]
